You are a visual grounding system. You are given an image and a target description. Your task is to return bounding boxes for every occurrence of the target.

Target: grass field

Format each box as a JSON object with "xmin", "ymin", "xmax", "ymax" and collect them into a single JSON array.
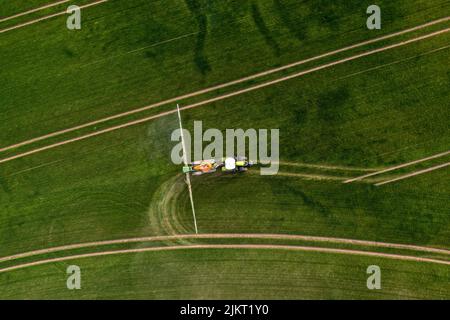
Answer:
[
  {"xmin": 1, "ymin": 0, "xmax": 449, "ymax": 145},
  {"xmin": 0, "ymin": 0, "xmax": 449, "ymax": 299},
  {"xmin": 1, "ymin": 249, "xmax": 449, "ymax": 299}
]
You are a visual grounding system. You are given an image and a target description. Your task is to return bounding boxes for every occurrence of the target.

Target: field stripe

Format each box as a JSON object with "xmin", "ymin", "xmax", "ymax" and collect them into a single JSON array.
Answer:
[
  {"xmin": 1, "ymin": 244, "xmax": 450, "ymax": 274},
  {"xmin": 1, "ymin": 233, "xmax": 449, "ymax": 264},
  {"xmin": 279, "ymin": 161, "xmax": 380, "ymax": 172},
  {"xmin": 0, "ymin": 0, "xmax": 108, "ymax": 34},
  {"xmin": 375, "ymin": 162, "xmax": 450, "ymax": 186},
  {"xmin": 0, "ymin": 0, "xmax": 71, "ymax": 23},
  {"xmin": 344, "ymin": 150, "xmax": 450, "ymax": 183},
  {"xmin": 1, "ymin": 16, "xmax": 450, "ymax": 153},
  {"xmin": 1, "ymin": 27, "xmax": 450, "ymax": 165},
  {"xmin": 251, "ymin": 171, "xmax": 350, "ymax": 181}
]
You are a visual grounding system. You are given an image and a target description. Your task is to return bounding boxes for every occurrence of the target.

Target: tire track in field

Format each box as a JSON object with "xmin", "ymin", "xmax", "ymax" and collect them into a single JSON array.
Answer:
[
  {"xmin": 275, "ymin": 172, "xmax": 350, "ymax": 181},
  {"xmin": 0, "ymin": 0, "xmax": 71, "ymax": 23},
  {"xmin": 375, "ymin": 162, "xmax": 450, "ymax": 186},
  {"xmin": 1, "ymin": 16, "xmax": 449, "ymax": 152},
  {"xmin": 1, "ymin": 243, "xmax": 449, "ymax": 274},
  {"xmin": 1, "ymin": 233, "xmax": 449, "ymax": 264},
  {"xmin": 148, "ymin": 174, "xmax": 191, "ymax": 236},
  {"xmin": 0, "ymin": 0, "xmax": 108, "ymax": 34},
  {"xmin": 344, "ymin": 150, "xmax": 450, "ymax": 183},
  {"xmin": 1, "ymin": 26, "xmax": 450, "ymax": 165},
  {"xmin": 249, "ymin": 170, "xmax": 351, "ymax": 181},
  {"xmin": 279, "ymin": 161, "xmax": 381, "ymax": 172}
]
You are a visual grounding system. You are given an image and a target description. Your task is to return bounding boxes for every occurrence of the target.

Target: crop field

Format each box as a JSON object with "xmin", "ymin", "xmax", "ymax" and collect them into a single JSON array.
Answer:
[{"xmin": 0, "ymin": 0, "xmax": 449, "ymax": 300}]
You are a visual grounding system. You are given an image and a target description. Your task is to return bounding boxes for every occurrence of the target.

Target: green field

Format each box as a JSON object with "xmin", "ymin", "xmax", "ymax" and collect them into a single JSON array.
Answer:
[
  {"xmin": 1, "ymin": 0, "xmax": 449, "ymax": 145},
  {"xmin": 0, "ymin": 0, "xmax": 449, "ymax": 299},
  {"xmin": 1, "ymin": 249, "xmax": 449, "ymax": 299}
]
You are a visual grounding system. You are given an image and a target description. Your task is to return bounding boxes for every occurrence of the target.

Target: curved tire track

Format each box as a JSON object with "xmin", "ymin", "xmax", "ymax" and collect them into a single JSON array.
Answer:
[
  {"xmin": 1, "ymin": 233, "xmax": 449, "ymax": 264},
  {"xmin": 1, "ymin": 243, "xmax": 450, "ymax": 274}
]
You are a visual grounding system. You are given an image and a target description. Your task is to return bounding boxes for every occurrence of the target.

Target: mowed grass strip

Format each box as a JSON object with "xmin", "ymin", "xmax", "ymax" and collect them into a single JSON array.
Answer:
[{"xmin": 0, "ymin": 249, "xmax": 448, "ymax": 299}]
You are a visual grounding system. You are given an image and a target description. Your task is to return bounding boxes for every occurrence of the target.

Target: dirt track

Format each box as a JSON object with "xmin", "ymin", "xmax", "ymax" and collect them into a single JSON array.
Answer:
[
  {"xmin": 2, "ymin": 233, "xmax": 449, "ymax": 264},
  {"xmin": 375, "ymin": 162, "xmax": 450, "ymax": 186},
  {"xmin": 1, "ymin": 16, "xmax": 449, "ymax": 153},
  {"xmin": 1, "ymin": 243, "xmax": 450, "ymax": 274},
  {"xmin": 344, "ymin": 150, "xmax": 450, "ymax": 183},
  {"xmin": 1, "ymin": 27, "xmax": 450, "ymax": 165},
  {"xmin": 0, "ymin": 0, "xmax": 108, "ymax": 34}
]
